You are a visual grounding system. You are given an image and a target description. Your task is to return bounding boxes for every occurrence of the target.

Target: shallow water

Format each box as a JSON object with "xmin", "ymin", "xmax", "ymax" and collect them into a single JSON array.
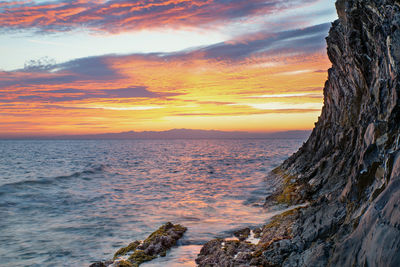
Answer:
[{"xmin": 0, "ymin": 139, "xmax": 304, "ymax": 266}]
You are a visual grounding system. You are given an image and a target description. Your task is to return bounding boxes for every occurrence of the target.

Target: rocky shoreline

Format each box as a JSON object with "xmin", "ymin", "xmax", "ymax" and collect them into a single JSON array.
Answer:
[
  {"xmin": 90, "ymin": 1, "xmax": 399, "ymax": 266},
  {"xmin": 197, "ymin": 0, "xmax": 400, "ymax": 266}
]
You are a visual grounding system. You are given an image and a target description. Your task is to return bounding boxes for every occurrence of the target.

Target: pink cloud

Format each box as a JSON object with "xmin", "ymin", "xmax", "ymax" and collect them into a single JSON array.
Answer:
[{"xmin": 0, "ymin": 0, "xmax": 317, "ymax": 33}]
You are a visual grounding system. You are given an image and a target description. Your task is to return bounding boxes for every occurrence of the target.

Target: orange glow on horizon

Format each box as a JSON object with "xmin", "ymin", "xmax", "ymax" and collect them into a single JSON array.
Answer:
[{"xmin": 0, "ymin": 49, "xmax": 330, "ymax": 136}]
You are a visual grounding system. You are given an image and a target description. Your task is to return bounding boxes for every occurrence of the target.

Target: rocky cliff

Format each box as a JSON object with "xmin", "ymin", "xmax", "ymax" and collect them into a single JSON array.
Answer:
[{"xmin": 196, "ymin": 0, "xmax": 400, "ymax": 266}]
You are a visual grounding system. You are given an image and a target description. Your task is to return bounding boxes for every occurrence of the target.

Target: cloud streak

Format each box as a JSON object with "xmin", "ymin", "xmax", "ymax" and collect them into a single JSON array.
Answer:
[
  {"xmin": 0, "ymin": 0, "xmax": 317, "ymax": 33},
  {"xmin": 194, "ymin": 23, "xmax": 330, "ymax": 60},
  {"xmin": 1, "ymin": 22, "xmax": 330, "ymax": 89}
]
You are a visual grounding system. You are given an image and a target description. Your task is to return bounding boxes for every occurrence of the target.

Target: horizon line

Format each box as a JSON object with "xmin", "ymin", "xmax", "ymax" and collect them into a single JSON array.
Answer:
[{"xmin": 0, "ymin": 129, "xmax": 312, "ymax": 140}]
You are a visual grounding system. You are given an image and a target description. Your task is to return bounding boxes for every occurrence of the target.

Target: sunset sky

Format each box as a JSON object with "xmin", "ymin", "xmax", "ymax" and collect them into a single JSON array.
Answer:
[{"xmin": 0, "ymin": 0, "xmax": 337, "ymax": 137}]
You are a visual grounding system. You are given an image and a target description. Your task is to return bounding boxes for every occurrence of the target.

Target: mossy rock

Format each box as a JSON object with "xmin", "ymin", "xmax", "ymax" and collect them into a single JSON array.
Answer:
[
  {"xmin": 143, "ymin": 222, "xmax": 186, "ymax": 246},
  {"xmin": 128, "ymin": 250, "xmax": 156, "ymax": 265},
  {"xmin": 113, "ymin": 241, "xmax": 141, "ymax": 260},
  {"xmin": 139, "ymin": 222, "xmax": 187, "ymax": 256},
  {"xmin": 271, "ymin": 167, "xmax": 303, "ymax": 205},
  {"xmin": 110, "ymin": 222, "xmax": 187, "ymax": 266},
  {"xmin": 263, "ymin": 208, "xmax": 299, "ymax": 231},
  {"xmin": 251, "ymin": 207, "xmax": 303, "ymax": 260},
  {"xmin": 115, "ymin": 260, "xmax": 134, "ymax": 267},
  {"xmin": 276, "ymin": 183, "xmax": 298, "ymax": 204}
]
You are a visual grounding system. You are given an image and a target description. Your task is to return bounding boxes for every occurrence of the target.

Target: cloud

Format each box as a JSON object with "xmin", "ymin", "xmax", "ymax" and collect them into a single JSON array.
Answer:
[
  {"xmin": 87, "ymin": 106, "xmax": 163, "ymax": 111},
  {"xmin": 0, "ymin": 20, "xmax": 329, "ymax": 137},
  {"xmin": 190, "ymin": 23, "xmax": 330, "ymax": 60},
  {"xmin": 229, "ymin": 102, "xmax": 323, "ymax": 111},
  {"xmin": 0, "ymin": 55, "xmax": 122, "ymax": 89},
  {"xmin": 173, "ymin": 109, "xmax": 320, "ymax": 116},
  {"xmin": 248, "ymin": 93, "xmax": 322, "ymax": 98},
  {"xmin": 1, "ymin": 22, "xmax": 329, "ymax": 81},
  {"xmin": 2, "ymin": 86, "xmax": 173, "ymax": 103},
  {"xmin": 0, "ymin": 0, "xmax": 318, "ymax": 33},
  {"xmin": 275, "ymin": 69, "xmax": 313, "ymax": 75},
  {"xmin": 0, "ymin": 22, "xmax": 329, "ymax": 107}
]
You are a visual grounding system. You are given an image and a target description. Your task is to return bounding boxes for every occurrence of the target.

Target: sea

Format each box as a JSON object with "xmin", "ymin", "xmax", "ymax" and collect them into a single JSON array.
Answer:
[{"xmin": 0, "ymin": 139, "xmax": 305, "ymax": 266}]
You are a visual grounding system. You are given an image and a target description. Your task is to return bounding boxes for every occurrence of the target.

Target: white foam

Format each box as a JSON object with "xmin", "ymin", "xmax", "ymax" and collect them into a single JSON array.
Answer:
[{"xmin": 246, "ymin": 230, "xmax": 260, "ymax": 245}]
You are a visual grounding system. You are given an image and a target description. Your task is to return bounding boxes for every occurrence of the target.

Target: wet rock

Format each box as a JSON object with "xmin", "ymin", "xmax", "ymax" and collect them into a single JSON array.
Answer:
[
  {"xmin": 113, "ymin": 241, "xmax": 140, "ymax": 260},
  {"xmin": 90, "ymin": 222, "xmax": 186, "ymax": 267},
  {"xmin": 252, "ymin": 227, "xmax": 262, "ymax": 238},
  {"xmin": 196, "ymin": 238, "xmax": 256, "ymax": 267},
  {"xmin": 233, "ymin": 228, "xmax": 250, "ymax": 241},
  {"xmin": 196, "ymin": 207, "xmax": 303, "ymax": 267},
  {"xmin": 89, "ymin": 262, "xmax": 107, "ymax": 267}
]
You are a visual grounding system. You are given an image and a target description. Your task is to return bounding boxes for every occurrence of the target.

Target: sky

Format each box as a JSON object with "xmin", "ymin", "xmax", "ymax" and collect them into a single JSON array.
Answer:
[{"xmin": 0, "ymin": 0, "xmax": 337, "ymax": 137}]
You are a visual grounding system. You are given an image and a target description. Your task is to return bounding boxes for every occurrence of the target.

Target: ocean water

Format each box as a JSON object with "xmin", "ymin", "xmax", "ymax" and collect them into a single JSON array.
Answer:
[{"xmin": 0, "ymin": 139, "xmax": 304, "ymax": 266}]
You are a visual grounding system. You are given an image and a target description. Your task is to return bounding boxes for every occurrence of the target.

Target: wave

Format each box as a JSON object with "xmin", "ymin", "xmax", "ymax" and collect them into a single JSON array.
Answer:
[{"xmin": 0, "ymin": 164, "xmax": 107, "ymax": 194}]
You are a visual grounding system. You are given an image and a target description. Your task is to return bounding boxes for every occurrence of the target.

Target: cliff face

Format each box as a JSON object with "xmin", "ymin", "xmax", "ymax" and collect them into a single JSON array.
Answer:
[
  {"xmin": 196, "ymin": 0, "xmax": 400, "ymax": 266},
  {"xmin": 277, "ymin": 0, "xmax": 400, "ymax": 265},
  {"xmin": 284, "ymin": 0, "xmax": 400, "ymax": 203}
]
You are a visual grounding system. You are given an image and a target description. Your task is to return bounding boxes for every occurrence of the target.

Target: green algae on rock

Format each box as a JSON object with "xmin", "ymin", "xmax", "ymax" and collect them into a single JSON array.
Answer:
[
  {"xmin": 115, "ymin": 260, "xmax": 133, "ymax": 267},
  {"xmin": 128, "ymin": 250, "xmax": 156, "ymax": 266},
  {"xmin": 264, "ymin": 167, "xmax": 310, "ymax": 207},
  {"xmin": 89, "ymin": 222, "xmax": 187, "ymax": 267},
  {"xmin": 113, "ymin": 241, "xmax": 141, "ymax": 260}
]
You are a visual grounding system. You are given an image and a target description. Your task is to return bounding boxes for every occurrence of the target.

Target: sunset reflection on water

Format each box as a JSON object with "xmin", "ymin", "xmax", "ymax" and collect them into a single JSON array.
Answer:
[
  {"xmin": 0, "ymin": 139, "xmax": 304, "ymax": 266},
  {"xmin": 85, "ymin": 139, "xmax": 304, "ymax": 264}
]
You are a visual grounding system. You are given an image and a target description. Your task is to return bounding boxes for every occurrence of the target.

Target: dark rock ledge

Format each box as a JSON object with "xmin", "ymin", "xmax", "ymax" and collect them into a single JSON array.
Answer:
[
  {"xmin": 90, "ymin": 222, "xmax": 187, "ymax": 267},
  {"xmin": 196, "ymin": 206, "xmax": 306, "ymax": 266},
  {"xmin": 197, "ymin": 0, "xmax": 400, "ymax": 266}
]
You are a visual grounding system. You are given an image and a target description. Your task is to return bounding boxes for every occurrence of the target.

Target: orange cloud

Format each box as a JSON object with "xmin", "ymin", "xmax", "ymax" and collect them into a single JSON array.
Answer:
[
  {"xmin": 0, "ymin": 23, "xmax": 331, "ymax": 136},
  {"xmin": 0, "ymin": 0, "xmax": 318, "ymax": 33}
]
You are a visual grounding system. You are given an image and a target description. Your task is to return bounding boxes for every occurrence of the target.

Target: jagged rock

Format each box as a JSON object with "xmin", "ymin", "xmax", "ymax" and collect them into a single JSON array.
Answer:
[
  {"xmin": 197, "ymin": 0, "xmax": 400, "ymax": 266},
  {"xmin": 195, "ymin": 238, "xmax": 256, "ymax": 267},
  {"xmin": 233, "ymin": 228, "xmax": 251, "ymax": 241},
  {"xmin": 196, "ymin": 208, "xmax": 302, "ymax": 267},
  {"xmin": 330, "ymin": 153, "xmax": 400, "ymax": 266},
  {"xmin": 91, "ymin": 222, "xmax": 187, "ymax": 267}
]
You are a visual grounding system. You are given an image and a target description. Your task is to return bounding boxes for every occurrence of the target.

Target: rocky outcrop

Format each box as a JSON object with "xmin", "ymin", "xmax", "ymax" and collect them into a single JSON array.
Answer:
[
  {"xmin": 90, "ymin": 222, "xmax": 187, "ymax": 267},
  {"xmin": 196, "ymin": 0, "xmax": 400, "ymax": 266},
  {"xmin": 196, "ymin": 207, "xmax": 302, "ymax": 266}
]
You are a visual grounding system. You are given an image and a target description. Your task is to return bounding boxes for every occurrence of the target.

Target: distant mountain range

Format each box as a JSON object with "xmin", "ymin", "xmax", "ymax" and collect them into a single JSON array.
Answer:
[{"xmin": 2, "ymin": 129, "xmax": 312, "ymax": 140}]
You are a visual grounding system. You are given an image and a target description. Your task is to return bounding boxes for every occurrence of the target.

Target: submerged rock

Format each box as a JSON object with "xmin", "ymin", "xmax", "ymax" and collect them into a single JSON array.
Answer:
[
  {"xmin": 197, "ymin": 0, "xmax": 400, "ymax": 266},
  {"xmin": 90, "ymin": 222, "xmax": 187, "ymax": 267}
]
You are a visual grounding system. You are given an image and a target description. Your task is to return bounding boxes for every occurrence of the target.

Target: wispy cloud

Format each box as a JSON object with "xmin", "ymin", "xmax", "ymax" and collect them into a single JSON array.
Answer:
[
  {"xmin": 230, "ymin": 102, "xmax": 323, "ymax": 110},
  {"xmin": 0, "ymin": 85, "xmax": 178, "ymax": 103},
  {"xmin": 0, "ymin": 0, "xmax": 318, "ymax": 33},
  {"xmin": 248, "ymin": 93, "xmax": 322, "ymax": 98},
  {"xmin": 276, "ymin": 69, "xmax": 314, "ymax": 76},
  {"xmin": 193, "ymin": 23, "xmax": 330, "ymax": 60},
  {"xmin": 88, "ymin": 106, "xmax": 164, "ymax": 111}
]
